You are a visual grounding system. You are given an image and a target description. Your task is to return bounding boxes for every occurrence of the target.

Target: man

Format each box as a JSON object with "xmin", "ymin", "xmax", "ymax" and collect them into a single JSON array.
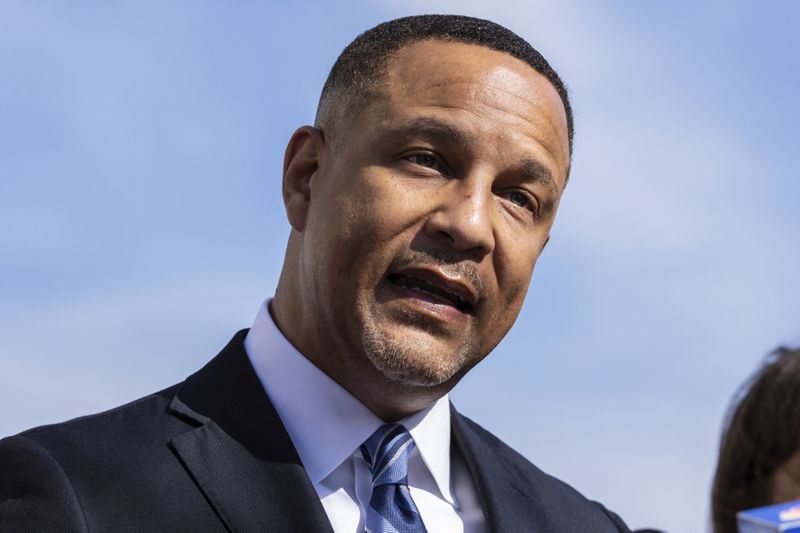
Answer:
[{"xmin": 0, "ymin": 15, "xmax": 630, "ymax": 532}]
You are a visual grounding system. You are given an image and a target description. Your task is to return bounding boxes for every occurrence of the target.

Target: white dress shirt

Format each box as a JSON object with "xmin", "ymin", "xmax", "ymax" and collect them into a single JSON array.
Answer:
[{"xmin": 244, "ymin": 300, "xmax": 486, "ymax": 532}]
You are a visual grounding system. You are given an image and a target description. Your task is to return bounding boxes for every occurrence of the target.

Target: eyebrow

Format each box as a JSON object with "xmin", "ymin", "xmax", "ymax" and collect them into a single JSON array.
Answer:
[
  {"xmin": 385, "ymin": 117, "xmax": 469, "ymax": 146},
  {"xmin": 518, "ymin": 159, "xmax": 558, "ymax": 195}
]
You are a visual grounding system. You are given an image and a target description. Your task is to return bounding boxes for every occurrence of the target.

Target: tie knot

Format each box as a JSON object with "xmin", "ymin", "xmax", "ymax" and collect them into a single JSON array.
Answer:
[{"xmin": 360, "ymin": 423, "xmax": 416, "ymax": 487}]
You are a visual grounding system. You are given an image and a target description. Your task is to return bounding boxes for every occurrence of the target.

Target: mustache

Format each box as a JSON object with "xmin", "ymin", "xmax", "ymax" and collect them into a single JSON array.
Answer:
[{"xmin": 392, "ymin": 247, "xmax": 485, "ymax": 295}]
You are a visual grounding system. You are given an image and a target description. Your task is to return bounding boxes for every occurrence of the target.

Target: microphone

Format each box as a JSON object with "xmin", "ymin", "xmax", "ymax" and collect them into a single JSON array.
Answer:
[{"xmin": 737, "ymin": 499, "xmax": 800, "ymax": 532}]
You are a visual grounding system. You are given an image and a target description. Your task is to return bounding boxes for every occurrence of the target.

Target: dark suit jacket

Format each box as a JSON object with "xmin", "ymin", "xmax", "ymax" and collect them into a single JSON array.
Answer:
[{"xmin": 0, "ymin": 331, "xmax": 630, "ymax": 532}]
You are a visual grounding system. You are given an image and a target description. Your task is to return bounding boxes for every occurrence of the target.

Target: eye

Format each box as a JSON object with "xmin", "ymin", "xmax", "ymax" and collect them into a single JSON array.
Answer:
[
  {"xmin": 500, "ymin": 189, "xmax": 542, "ymax": 218},
  {"xmin": 507, "ymin": 191, "xmax": 530, "ymax": 208},
  {"xmin": 406, "ymin": 152, "xmax": 440, "ymax": 170}
]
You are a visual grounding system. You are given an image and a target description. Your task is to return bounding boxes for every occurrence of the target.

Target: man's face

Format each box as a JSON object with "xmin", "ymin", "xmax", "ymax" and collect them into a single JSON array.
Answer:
[{"xmin": 298, "ymin": 40, "xmax": 570, "ymax": 389}]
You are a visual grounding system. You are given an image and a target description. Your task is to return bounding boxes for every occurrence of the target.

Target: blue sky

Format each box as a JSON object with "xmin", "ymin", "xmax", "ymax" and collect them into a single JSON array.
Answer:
[{"xmin": 2, "ymin": 2, "xmax": 799, "ymax": 531}]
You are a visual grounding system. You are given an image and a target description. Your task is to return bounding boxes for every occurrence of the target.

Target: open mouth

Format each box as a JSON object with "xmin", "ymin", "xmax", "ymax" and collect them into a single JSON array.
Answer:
[{"xmin": 386, "ymin": 271, "xmax": 475, "ymax": 314}]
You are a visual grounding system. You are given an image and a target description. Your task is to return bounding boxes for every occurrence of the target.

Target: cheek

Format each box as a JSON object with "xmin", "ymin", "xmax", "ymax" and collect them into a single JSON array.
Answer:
[
  {"xmin": 772, "ymin": 470, "xmax": 800, "ymax": 502},
  {"xmin": 494, "ymin": 240, "xmax": 539, "ymax": 308},
  {"xmin": 771, "ymin": 451, "xmax": 800, "ymax": 503},
  {"xmin": 349, "ymin": 172, "xmax": 432, "ymax": 241},
  {"xmin": 308, "ymin": 187, "xmax": 417, "ymax": 283},
  {"xmin": 478, "ymin": 245, "xmax": 537, "ymax": 349}
]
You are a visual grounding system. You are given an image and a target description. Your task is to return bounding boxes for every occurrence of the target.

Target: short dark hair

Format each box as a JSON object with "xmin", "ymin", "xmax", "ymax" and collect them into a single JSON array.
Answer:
[
  {"xmin": 316, "ymin": 14, "xmax": 574, "ymax": 156},
  {"xmin": 711, "ymin": 346, "xmax": 800, "ymax": 533}
]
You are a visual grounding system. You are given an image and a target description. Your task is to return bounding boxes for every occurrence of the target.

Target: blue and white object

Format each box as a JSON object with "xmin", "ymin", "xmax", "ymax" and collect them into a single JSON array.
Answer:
[{"xmin": 738, "ymin": 500, "xmax": 800, "ymax": 532}]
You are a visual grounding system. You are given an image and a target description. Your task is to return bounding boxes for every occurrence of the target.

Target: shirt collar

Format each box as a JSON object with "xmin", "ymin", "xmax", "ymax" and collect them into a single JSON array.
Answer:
[
  {"xmin": 243, "ymin": 299, "xmax": 454, "ymax": 504},
  {"xmin": 402, "ymin": 392, "xmax": 454, "ymax": 504}
]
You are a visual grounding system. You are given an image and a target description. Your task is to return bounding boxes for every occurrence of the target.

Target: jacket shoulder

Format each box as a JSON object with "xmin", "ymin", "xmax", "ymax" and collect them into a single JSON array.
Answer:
[
  {"xmin": 456, "ymin": 413, "xmax": 631, "ymax": 532},
  {"xmin": 0, "ymin": 384, "xmax": 216, "ymax": 531},
  {"xmin": 0, "ymin": 433, "xmax": 89, "ymax": 532},
  {"xmin": 0, "ymin": 388, "xmax": 179, "ymax": 533},
  {"xmin": 18, "ymin": 384, "xmax": 182, "ymax": 448}
]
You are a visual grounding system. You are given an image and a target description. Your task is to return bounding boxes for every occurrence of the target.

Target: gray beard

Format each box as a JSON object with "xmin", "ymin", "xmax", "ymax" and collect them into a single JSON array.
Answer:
[{"xmin": 359, "ymin": 313, "xmax": 478, "ymax": 387}]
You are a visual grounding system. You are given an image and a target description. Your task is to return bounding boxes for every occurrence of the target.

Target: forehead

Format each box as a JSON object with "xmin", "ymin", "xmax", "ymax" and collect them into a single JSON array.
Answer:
[{"xmin": 368, "ymin": 40, "xmax": 570, "ymax": 176}]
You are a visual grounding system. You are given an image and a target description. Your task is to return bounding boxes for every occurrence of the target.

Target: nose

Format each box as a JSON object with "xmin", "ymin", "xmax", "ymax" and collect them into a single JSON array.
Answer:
[{"xmin": 423, "ymin": 177, "xmax": 496, "ymax": 258}]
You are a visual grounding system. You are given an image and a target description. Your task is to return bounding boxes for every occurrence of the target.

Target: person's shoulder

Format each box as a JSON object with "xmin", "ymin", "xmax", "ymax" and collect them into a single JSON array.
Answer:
[
  {"xmin": 455, "ymin": 413, "xmax": 631, "ymax": 532},
  {"xmin": 0, "ymin": 383, "xmax": 192, "ymax": 530},
  {"xmin": 6, "ymin": 329, "xmax": 251, "ymax": 461},
  {"xmin": 456, "ymin": 413, "xmax": 584, "ymax": 496},
  {"xmin": 5, "ymin": 383, "xmax": 184, "ymax": 463}
]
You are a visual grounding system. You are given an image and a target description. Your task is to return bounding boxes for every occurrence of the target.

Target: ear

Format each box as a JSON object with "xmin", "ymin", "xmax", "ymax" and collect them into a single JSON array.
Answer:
[{"xmin": 282, "ymin": 126, "xmax": 325, "ymax": 232}]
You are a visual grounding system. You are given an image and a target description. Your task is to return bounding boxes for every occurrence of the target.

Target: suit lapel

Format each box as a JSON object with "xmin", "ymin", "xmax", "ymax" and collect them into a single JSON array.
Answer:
[
  {"xmin": 451, "ymin": 407, "xmax": 549, "ymax": 533},
  {"xmin": 168, "ymin": 331, "xmax": 334, "ymax": 533}
]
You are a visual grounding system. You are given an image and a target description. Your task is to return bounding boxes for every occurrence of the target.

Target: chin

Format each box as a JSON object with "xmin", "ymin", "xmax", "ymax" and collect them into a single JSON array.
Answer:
[{"xmin": 359, "ymin": 322, "xmax": 478, "ymax": 388}]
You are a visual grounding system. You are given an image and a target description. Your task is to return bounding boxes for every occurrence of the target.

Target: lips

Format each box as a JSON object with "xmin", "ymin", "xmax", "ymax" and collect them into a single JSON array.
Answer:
[{"xmin": 386, "ymin": 267, "xmax": 478, "ymax": 314}]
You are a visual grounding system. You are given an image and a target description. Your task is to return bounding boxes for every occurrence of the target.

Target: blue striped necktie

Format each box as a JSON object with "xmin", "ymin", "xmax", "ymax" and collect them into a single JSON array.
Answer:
[{"xmin": 360, "ymin": 423, "xmax": 428, "ymax": 533}]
